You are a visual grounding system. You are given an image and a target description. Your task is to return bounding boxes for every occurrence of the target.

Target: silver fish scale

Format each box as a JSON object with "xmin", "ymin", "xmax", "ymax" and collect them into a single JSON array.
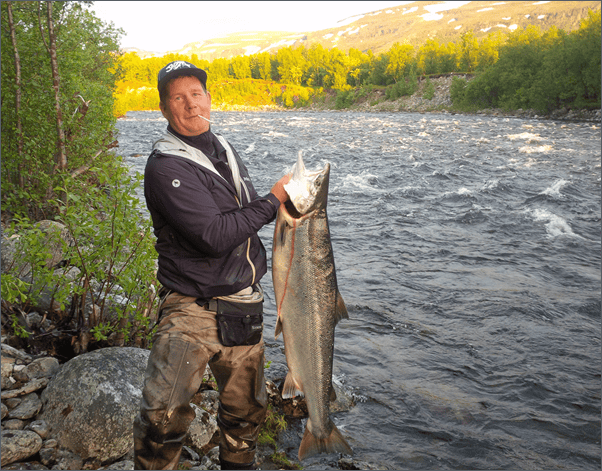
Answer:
[{"xmin": 275, "ymin": 210, "xmax": 339, "ymax": 439}]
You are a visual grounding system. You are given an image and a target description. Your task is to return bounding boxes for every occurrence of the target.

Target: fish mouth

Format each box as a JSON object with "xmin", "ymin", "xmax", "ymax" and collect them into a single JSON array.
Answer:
[
  {"xmin": 282, "ymin": 199, "xmax": 304, "ymax": 219},
  {"xmin": 284, "ymin": 164, "xmax": 330, "ymax": 216}
]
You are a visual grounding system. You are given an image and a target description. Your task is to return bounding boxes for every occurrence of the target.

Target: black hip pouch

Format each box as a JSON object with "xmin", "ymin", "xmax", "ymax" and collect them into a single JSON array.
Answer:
[{"xmin": 215, "ymin": 298, "xmax": 263, "ymax": 347}]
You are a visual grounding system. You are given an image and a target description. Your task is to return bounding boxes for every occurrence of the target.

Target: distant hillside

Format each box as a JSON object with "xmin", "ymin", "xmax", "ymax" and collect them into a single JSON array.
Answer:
[{"xmin": 124, "ymin": 1, "xmax": 600, "ymax": 59}]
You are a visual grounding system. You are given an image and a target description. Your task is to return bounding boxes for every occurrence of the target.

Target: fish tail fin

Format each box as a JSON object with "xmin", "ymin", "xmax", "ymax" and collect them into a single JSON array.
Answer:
[
  {"xmin": 298, "ymin": 419, "xmax": 353, "ymax": 461},
  {"xmin": 282, "ymin": 372, "xmax": 304, "ymax": 399},
  {"xmin": 334, "ymin": 290, "xmax": 349, "ymax": 325}
]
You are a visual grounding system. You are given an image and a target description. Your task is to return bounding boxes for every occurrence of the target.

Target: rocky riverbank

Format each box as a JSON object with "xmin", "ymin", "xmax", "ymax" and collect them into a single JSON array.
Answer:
[
  {"xmin": 1, "ymin": 339, "xmax": 375, "ymax": 470},
  {"xmin": 305, "ymin": 74, "xmax": 601, "ymax": 123}
]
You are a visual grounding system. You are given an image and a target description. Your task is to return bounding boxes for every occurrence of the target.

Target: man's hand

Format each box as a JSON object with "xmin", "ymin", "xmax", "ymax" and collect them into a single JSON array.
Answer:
[{"xmin": 270, "ymin": 173, "xmax": 291, "ymax": 204}]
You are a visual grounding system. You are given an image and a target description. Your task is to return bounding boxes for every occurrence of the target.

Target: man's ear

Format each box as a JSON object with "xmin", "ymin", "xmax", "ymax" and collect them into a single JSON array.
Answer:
[{"xmin": 159, "ymin": 101, "xmax": 168, "ymax": 119}]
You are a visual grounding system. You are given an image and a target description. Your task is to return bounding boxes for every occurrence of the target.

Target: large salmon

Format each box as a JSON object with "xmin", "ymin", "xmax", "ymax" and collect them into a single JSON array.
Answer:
[{"xmin": 272, "ymin": 151, "xmax": 352, "ymax": 461}]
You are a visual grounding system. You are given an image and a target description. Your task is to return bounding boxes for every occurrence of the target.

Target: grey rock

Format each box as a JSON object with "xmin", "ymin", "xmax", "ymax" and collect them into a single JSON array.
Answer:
[
  {"xmin": 1, "ymin": 344, "xmax": 32, "ymax": 362},
  {"xmin": 40, "ymin": 347, "xmax": 149, "ymax": 463},
  {"xmin": 43, "ymin": 439, "xmax": 59, "ymax": 448},
  {"xmin": 26, "ymin": 312, "xmax": 45, "ymax": 329},
  {"xmin": 12, "ymin": 367, "xmax": 30, "ymax": 383},
  {"xmin": 1, "ymin": 233, "xmax": 28, "ymax": 277},
  {"xmin": 183, "ymin": 445, "xmax": 200, "ymax": 461},
  {"xmin": 1, "ymin": 401, "xmax": 8, "ymax": 419},
  {"xmin": 1, "ymin": 429, "xmax": 43, "ymax": 466},
  {"xmin": 3, "ymin": 419, "xmax": 26, "ymax": 430},
  {"xmin": 5, "ymin": 397, "xmax": 22, "ymax": 409},
  {"xmin": 2, "ymin": 375, "xmax": 15, "ymax": 390},
  {"xmin": 2, "ymin": 461, "xmax": 49, "ymax": 470},
  {"xmin": 99, "ymin": 459, "xmax": 134, "ymax": 470},
  {"xmin": 26, "ymin": 419, "xmax": 51, "ymax": 439},
  {"xmin": 193, "ymin": 446, "xmax": 220, "ymax": 470},
  {"xmin": 198, "ymin": 389, "xmax": 219, "ymax": 415},
  {"xmin": 51, "ymin": 449, "xmax": 83, "ymax": 470},
  {"xmin": 2, "ymin": 356, "xmax": 15, "ymax": 378},
  {"xmin": 338, "ymin": 457, "xmax": 387, "ymax": 470},
  {"xmin": 8, "ymin": 392, "xmax": 42, "ymax": 420},
  {"xmin": 33, "ymin": 220, "xmax": 74, "ymax": 270},
  {"xmin": 187, "ymin": 403, "xmax": 218, "ymax": 450},
  {"xmin": 39, "ymin": 447, "xmax": 58, "ymax": 466},
  {"xmin": 25, "ymin": 358, "xmax": 60, "ymax": 380},
  {"xmin": 2, "ymin": 377, "xmax": 49, "ymax": 399}
]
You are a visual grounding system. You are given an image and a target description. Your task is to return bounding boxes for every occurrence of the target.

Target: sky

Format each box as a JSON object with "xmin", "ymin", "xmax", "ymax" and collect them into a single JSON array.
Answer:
[{"xmin": 90, "ymin": 1, "xmax": 416, "ymax": 53}]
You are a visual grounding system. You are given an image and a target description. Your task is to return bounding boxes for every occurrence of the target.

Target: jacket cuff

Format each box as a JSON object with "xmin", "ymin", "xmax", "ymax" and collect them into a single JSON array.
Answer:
[{"xmin": 266, "ymin": 192, "xmax": 281, "ymax": 210}]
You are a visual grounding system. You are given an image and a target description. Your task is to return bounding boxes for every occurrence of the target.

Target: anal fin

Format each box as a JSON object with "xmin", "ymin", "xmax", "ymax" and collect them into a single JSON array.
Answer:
[{"xmin": 334, "ymin": 290, "xmax": 349, "ymax": 324}]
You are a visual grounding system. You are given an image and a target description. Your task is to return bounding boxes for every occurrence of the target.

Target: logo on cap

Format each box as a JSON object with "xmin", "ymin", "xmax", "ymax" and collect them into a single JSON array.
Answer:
[{"xmin": 165, "ymin": 61, "xmax": 192, "ymax": 74}]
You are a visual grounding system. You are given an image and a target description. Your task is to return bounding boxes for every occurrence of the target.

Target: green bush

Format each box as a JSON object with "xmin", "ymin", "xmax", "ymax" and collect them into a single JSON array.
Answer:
[
  {"xmin": 335, "ymin": 89, "xmax": 355, "ymax": 109},
  {"xmin": 2, "ymin": 160, "xmax": 159, "ymax": 351},
  {"xmin": 422, "ymin": 78, "xmax": 436, "ymax": 100},
  {"xmin": 386, "ymin": 72, "xmax": 418, "ymax": 100},
  {"xmin": 451, "ymin": 11, "xmax": 601, "ymax": 113}
]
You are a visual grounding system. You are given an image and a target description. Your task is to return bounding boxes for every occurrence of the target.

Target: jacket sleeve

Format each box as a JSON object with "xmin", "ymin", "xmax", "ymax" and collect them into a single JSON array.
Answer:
[{"xmin": 145, "ymin": 153, "xmax": 280, "ymax": 258}]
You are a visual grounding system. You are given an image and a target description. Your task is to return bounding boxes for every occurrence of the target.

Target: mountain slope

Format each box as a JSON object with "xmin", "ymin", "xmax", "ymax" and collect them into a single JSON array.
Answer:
[{"xmin": 124, "ymin": 1, "xmax": 600, "ymax": 59}]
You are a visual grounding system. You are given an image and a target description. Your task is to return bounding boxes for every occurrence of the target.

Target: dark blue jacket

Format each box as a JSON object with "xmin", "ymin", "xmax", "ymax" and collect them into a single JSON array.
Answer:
[{"xmin": 144, "ymin": 129, "xmax": 280, "ymax": 299}]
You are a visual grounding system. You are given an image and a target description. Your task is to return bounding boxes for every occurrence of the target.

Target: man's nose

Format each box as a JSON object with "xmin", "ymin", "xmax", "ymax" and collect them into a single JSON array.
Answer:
[{"xmin": 185, "ymin": 96, "xmax": 197, "ymax": 108}]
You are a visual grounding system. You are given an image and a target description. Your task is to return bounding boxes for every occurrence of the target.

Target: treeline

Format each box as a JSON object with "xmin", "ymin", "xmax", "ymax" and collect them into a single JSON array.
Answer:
[
  {"xmin": 452, "ymin": 10, "xmax": 600, "ymax": 112},
  {"xmin": 114, "ymin": 9, "xmax": 600, "ymax": 115}
]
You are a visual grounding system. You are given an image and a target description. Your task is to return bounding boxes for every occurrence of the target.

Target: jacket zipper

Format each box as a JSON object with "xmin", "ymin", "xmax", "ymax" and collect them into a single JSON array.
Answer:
[{"xmin": 234, "ymin": 194, "xmax": 256, "ymax": 286}]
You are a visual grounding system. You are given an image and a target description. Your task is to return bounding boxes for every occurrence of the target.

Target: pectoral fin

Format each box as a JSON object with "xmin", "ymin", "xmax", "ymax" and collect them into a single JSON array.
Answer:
[
  {"xmin": 275, "ymin": 315, "xmax": 283, "ymax": 340},
  {"xmin": 282, "ymin": 372, "xmax": 304, "ymax": 399},
  {"xmin": 334, "ymin": 290, "xmax": 349, "ymax": 325}
]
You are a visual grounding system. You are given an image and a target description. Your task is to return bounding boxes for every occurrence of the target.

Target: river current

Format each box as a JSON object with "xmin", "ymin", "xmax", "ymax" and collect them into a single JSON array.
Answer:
[{"xmin": 115, "ymin": 110, "xmax": 601, "ymax": 470}]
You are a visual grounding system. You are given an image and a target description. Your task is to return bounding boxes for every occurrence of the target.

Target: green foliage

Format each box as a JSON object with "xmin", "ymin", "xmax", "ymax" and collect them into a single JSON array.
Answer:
[
  {"xmin": 1, "ymin": 1, "xmax": 123, "ymax": 219},
  {"xmin": 335, "ymin": 90, "xmax": 355, "ymax": 109},
  {"xmin": 258, "ymin": 404, "xmax": 287, "ymax": 447},
  {"xmin": 112, "ymin": 9, "xmax": 601, "ymax": 115},
  {"xmin": 385, "ymin": 71, "xmax": 418, "ymax": 100},
  {"xmin": 270, "ymin": 451, "xmax": 301, "ymax": 470},
  {"xmin": 422, "ymin": 78, "xmax": 436, "ymax": 100},
  {"xmin": 386, "ymin": 42, "xmax": 416, "ymax": 83},
  {"xmin": 451, "ymin": 11, "xmax": 601, "ymax": 112},
  {"xmin": 2, "ymin": 160, "xmax": 159, "ymax": 349}
]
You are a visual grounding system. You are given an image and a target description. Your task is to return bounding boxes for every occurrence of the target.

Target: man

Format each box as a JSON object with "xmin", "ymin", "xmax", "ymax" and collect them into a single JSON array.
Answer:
[{"xmin": 133, "ymin": 61, "xmax": 290, "ymax": 470}]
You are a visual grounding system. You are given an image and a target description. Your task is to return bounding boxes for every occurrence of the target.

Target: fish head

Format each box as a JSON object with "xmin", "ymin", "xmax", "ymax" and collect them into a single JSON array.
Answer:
[{"xmin": 284, "ymin": 151, "xmax": 330, "ymax": 216}]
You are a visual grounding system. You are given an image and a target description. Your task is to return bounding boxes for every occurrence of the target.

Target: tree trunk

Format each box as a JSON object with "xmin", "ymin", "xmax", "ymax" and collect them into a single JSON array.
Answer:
[
  {"xmin": 6, "ymin": 1, "xmax": 25, "ymax": 188},
  {"xmin": 39, "ymin": 1, "xmax": 67, "ymax": 173}
]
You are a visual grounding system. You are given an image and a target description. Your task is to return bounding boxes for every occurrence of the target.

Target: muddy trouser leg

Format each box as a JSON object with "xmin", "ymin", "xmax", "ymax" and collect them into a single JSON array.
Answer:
[
  {"xmin": 211, "ymin": 341, "xmax": 267, "ymax": 469},
  {"xmin": 133, "ymin": 293, "xmax": 268, "ymax": 470},
  {"xmin": 133, "ymin": 294, "xmax": 213, "ymax": 470}
]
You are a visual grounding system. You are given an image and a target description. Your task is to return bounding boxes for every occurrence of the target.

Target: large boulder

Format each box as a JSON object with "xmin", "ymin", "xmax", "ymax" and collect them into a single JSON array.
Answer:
[{"xmin": 40, "ymin": 347, "xmax": 149, "ymax": 463}]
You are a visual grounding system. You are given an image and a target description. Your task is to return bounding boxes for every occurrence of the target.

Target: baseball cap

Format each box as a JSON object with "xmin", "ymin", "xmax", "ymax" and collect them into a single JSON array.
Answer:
[{"xmin": 157, "ymin": 61, "xmax": 207, "ymax": 95}]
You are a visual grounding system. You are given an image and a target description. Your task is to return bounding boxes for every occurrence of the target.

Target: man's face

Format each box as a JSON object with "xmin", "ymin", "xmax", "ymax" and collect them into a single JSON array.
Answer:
[{"xmin": 160, "ymin": 76, "xmax": 211, "ymax": 136}]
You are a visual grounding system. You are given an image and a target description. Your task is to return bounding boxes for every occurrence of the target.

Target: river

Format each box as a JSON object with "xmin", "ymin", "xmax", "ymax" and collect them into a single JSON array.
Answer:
[{"xmin": 115, "ymin": 110, "xmax": 601, "ymax": 470}]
